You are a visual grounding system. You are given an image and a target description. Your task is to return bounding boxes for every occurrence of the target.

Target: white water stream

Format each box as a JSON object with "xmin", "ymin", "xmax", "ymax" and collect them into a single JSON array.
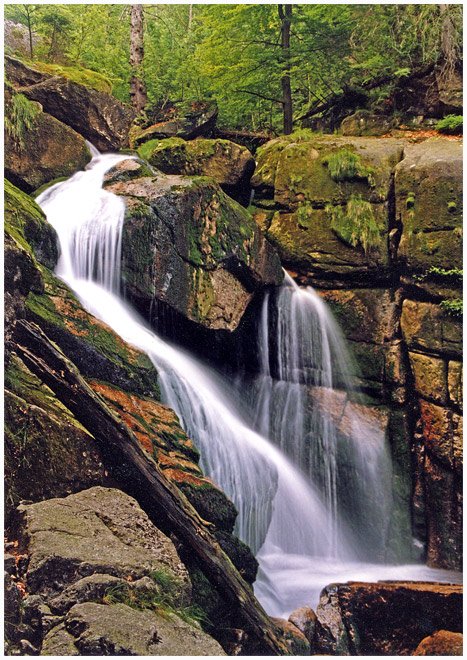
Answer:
[{"xmin": 37, "ymin": 152, "xmax": 461, "ymax": 617}]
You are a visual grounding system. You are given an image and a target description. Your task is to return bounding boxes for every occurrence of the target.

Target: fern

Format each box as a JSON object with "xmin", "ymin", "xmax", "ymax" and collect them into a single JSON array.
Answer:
[
  {"xmin": 323, "ymin": 149, "xmax": 375, "ymax": 185},
  {"xmin": 326, "ymin": 195, "xmax": 380, "ymax": 256}
]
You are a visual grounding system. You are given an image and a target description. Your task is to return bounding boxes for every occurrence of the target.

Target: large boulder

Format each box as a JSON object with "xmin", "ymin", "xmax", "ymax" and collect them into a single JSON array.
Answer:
[
  {"xmin": 314, "ymin": 581, "xmax": 463, "ymax": 655},
  {"xmin": 7, "ymin": 57, "xmax": 135, "ymax": 151},
  {"xmin": 395, "ymin": 138, "xmax": 462, "ymax": 273},
  {"xmin": 413, "ymin": 630, "xmax": 463, "ymax": 656},
  {"xmin": 251, "ymin": 135, "xmax": 407, "ymax": 286},
  {"xmin": 5, "ymin": 91, "xmax": 91, "ymax": 193},
  {"xmin": 138, "ymin": 137, "xmax": 255, "ymax": 191},
  {"xmin": 104, "ymin": 161, "xmax": 283, "ymax": 332},
  {"xmin": 14, "ymin": 487, "xmax": 225, "ymax": 656},
  {"xmin": 132, "ymin": 100, "xmax": 218, "ymax": 146}
]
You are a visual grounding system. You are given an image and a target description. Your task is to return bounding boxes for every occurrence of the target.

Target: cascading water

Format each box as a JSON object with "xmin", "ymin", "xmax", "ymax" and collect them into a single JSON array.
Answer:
[{"xmin": 37, "ymin": 151, "xmax": 461, "ymax": 618}]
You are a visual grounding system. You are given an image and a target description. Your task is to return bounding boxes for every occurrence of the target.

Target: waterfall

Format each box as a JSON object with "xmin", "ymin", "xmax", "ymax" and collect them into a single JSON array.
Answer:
[{"xmin": 37, "ymin": 152, "xmax": 461, "ymax": 618}]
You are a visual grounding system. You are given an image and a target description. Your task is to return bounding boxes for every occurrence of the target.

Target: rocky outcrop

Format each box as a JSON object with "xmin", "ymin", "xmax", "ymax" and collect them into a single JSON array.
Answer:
[
  {"xmin": 132, "ymin": 100, "xmax": 218, "ymax": 146},
  {"xmin": 6, "ymin": 57, "xmax": 135, "ymax": 151},
  {"xmin": 5, "ymin": 91, "xmax": 91, "ymax": 193},
  {"xmin": 104, "ymin": 161, "xmax": 283, "ymax": 332},
  {"xmin": 341, "ymin": 110, "xmax": 394, "ymax": 137},
  {"xmin": 251, "ymin": 134, "xmax": 406, "ymax": 286},
  {"xmin": 314, "ymin": 581, "xmax": 463, "ymax": 655},
  {"xmin": 138, "ymin": 137, "xmax": 255, "ymax": 193},
  {"xmin": 6, "ymin": 487, "xmax": 225, "ymax": 655},
  {"xmin": 395, "ymin": 138, "xmax": 462, "ymax": 273}
]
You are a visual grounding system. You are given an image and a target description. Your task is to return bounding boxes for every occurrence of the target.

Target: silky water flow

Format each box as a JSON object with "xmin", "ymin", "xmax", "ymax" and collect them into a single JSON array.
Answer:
[{"xmin": 37, "ymin": 151, "xmax": 461, "ymax": 617}]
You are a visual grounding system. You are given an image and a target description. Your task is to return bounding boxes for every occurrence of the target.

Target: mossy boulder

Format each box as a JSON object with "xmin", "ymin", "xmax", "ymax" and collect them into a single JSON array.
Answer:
[
  {"xmin": 251, "ymin": 135, "xmax": 406, "ymax": 285},
  {"xmin": 9, "ymin": 57, "xmax": 135, "ymax": 151},
  {"xmin": 395, "ymin": 138, "xmax": 462, "ymax": 272},
  {"xmin": 5, "ymin": 93, "xmax": 91, "ymax": 193},
  {"xmin": 138, "ymin": 137, "xmax": 255, "ymax": 189},
  {"xmin": 105, "ymin": 169, "xmax": 283, "ymax": 331},
  {"xmin": 341, "ymin": 110, "xmax": 394, "ymax": 137}
]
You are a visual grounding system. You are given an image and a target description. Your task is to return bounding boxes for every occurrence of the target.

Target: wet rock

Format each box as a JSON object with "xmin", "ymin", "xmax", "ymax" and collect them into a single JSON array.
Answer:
[
  {"xmin": 105, "ymin": 171, "xmax": 283, "ymax": 332},
  {"xmin": 5, "ymin": 93, "xmax": 91, "ymax": 194},
  {"xmin": 18, "ymin": 75, "xmax": 135, "ymax": 152},
  {"xmin": 271, "ymin": 618, "xmax": 310, "ymax": 655},
  {"xmin": 413, "ymin": 630, "xmax": 463, "ymax": 656},
  {"xmin": 314, "ymin": 581, "xmax": 463, "ymax": 655},
  {"xmin": 395, "ymin": 138, "xmax": 462, "ymax": 273},
  {"xmin": 288, "ymin": 606, "xmax": 317, "ymax": 644},
  {"xmin": 19, "ymin": 487, "xmax": 191, "ymax": 599},
  {"xmin": 132, "ymin": 100, "xmax": 218, "ymax": 145},
  {"xmin": 138, "ymin": 137, "xmax": 255, "ymax": 190},
  {"xmin": 64, "ymin": 601, "xmax": 225, "ymax": 655}
]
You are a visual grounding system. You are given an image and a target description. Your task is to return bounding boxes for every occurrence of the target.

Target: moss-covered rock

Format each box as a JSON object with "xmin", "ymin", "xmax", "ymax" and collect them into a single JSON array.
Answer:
[
  {"xmin": 138, "ymin": 137, "xmax": 255, "ymax": 189},
  {"xmin": 395, "ymin": 138, "xmax": 462, "ymax": 272},
  {"xmin": 5, "ymin": 92, "xmax": 91, "ymax": 193},
  {"xmin": 131, "ymin": 100, "xmax": 218, "ymax": 146},
  {"xmin": 105, "ymin": 170, "xmax": 283, "ymax": 331},
  {"xmin": 401, "ymin": 299, "xmax": 462, "ymax": 358},
  {"xmin": 8, "ymin": 57, "xmax": 135, "ymax": 151},
  {"xmin": 24, "ymin": 267, "xmax": 161, "ymax": 398},
  {"xmin": 5, "ymin": 354, "xmax": 107, "ymax": 523}
]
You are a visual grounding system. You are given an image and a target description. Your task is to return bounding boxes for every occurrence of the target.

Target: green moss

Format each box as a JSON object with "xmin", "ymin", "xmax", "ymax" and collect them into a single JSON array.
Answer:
[
  {"xmin": 415, "ymin": 267, "xmax": 463, "ymax": 285},
  {"xmin": 5, "ymin": 92, "xmax": 41, "ymax": 149},
  {"xmin": 436, "ymin": 114, "xmax": 463, "ymax": 135},
  {"xmin": 26, "ymin": 60, "xmax": 112, "ymax": 93},
  {"xmin": 323, "ymin": 148, "xmax": 375, "ymax": 184},
  {"xmin": 440, "ymin": 298, "xmax": 463, "ymax": 318},
  {"xmin": 447, "ymin": 201, "xmax": 457, "ymax": 213},
  {"xmin": 326, "ymin": 195, "xmax": 381, "ymax": 255},
  {"xmin": 406, "ymin": 192, "xmax": 416, "ymax": 209},
  {"xmin": 103, "ymin": 570, "xmax": 206, "ymax": 626},
  {"xmin": 296, "ymin": 202, "xmax": 314, "ymax": 229}
]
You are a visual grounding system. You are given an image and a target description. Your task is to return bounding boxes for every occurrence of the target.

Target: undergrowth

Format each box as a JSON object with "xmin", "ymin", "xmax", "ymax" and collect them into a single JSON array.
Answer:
[
  {"xmin": 436, "ymin": 115, "xmax": 463, "ymax": 135},
  {"xmin": 323, "ymin": 148, "xmax": 375, "ymax": 184},
  {"xmin": 414, "ymin": 267, "xmax": 463, "ymax": 285},
  {"xmin": 326, "ymin": 195, "xmax": 380, "ymax": 256},
  {"xmin": 103, "ymin": 569, "xmax": 207, "ymax": 627}
]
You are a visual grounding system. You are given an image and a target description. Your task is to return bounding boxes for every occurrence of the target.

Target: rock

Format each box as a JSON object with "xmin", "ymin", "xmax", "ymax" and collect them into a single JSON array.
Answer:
[
  {"xmin": 19, "ymin": 487, "xmax": 191, "ymax": 599},
  {"xmin": 5, "ymin": 93, "xmax": 91, "ymax": 194},
  {"xmin": 18, "ymin": 74, "xmax": 135, "ymax": 151},
  {"xmin": 448, "ymin": 361, "xmax": 463, "ymax": 409},
  {"xmin": 214, "ymin": 531, "xmax": 258, "ymax": 585},
  {"xmin": 4, "ymin": 21, "xmax": 41, "ymax": 59},
  {"xmin": 49, "ymin": 574, "xmax": 126, "ymax": 614},
  {"xmin": 288, "ymin": 606, "xmax": 317, "ymax": 644},
  {"xmin": 424, "ymin": 453, "xmax": 462, "ymax": 570},
  {"xmin": 413, "ymin": 630, "xmax": 463, "ymax": 656},
  {"xmin": 401, "ymin": 299, "xmax": 462, "ymax": 358},
  {"xmin": 5, "ymin": 572, "xmax": 22, "ymax": 642},
  {"xmin": 341, "ymin": 110, "xmax": 394, "ymax": 136},
  {"xmin": 5, "ymin": 553, "xmax": 17, "ymax": 576},
  {"xmin": 271, "ymin": 618, "xmax": 310, "ymax": 655},
  {"xmin": 104, "ymin": 170, "xmax": 283, "ymax": 332},
  {"xmin": 132, "ymin": 100, "xmax": 218, "ymax": 146},
  {"xmin": 314, "ymin": 581, "xmax": 463, "ymax": 655},
  {"xmin": 41, "ymin": 624, "xmax": 79, "ymax": 655},
  {"xmin": 138, "ymin": 137, "xmax": 255, "ymax": 191},
  {"xmin": 393, "ymin": 63, "xmax": 462, "ymax": 117},
  {"xmin": 409, "ymin": 352, "xmax": 447, "ymax": 404},
  {"xmin": 251, "ymin": 135, "xmax": 406, "ymax": 285},
  {"xmin": 5, "ymin": 56, "xmax": 48, "ymax": 88},
  {"xmin": 24, "ymin": 269, "xmax": 161, "ymax": 398},
  {"xmin": 63, "ymin": 601, "xmax": 225, "ymax": 655},
  {"xmin": 395, "ymin": 138, "xmax": 462, "ymax": 273}
]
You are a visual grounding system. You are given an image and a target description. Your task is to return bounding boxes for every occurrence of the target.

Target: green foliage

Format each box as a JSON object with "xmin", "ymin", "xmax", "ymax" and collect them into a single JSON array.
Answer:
[
  {"xmin": 436, "ymin": 115, "xmax": 463, "ymax": 135},
  {"xmin": 440, "ymin": 298, "xmax": 463, "ymax": 318},
  {"xmin": 323, "ymin": 149, "xmax": 375, "ymax": 184},
  {"xmin": 415, "ymin": 267, "xmax": 463, "ymax": 285},
  {"xmin": 326, "ymin": 196, "xmax": 380, "ymax": 255},
  {"xmin": 103, "ymin": 570, "xmax": 207, "ymax": 627},
  {"xmin": 5, "ymin": 92, "xmax": 41, "ymax": 149}
]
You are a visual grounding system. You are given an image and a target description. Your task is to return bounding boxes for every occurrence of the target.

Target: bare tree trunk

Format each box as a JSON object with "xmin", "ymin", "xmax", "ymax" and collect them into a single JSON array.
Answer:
[
  {"xmin": 24, "ymin": 5, "xmax": 34, "ymax": 59},
  {"xmin": 439, "ymin": 4, "xmax": 459, "ymax": 74},
  {"xmin": 278, "ymin": 4, "xmax": 293, "ymax": 135},
  {"xmin": 130, "ymin": 4, "xmax": 147, "ymax": 113}
]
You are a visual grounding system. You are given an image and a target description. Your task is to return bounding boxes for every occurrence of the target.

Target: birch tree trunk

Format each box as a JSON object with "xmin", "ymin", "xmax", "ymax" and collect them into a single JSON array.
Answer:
[{"xmin": 130, "ymin": 4, "xmax": 147, "ymax": 113}]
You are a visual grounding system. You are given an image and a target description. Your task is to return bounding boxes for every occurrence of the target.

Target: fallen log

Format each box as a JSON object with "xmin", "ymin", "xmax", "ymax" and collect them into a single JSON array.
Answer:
[{"xmin": 14, "ymin": 319, "xmax": 289, "ymax": 656}]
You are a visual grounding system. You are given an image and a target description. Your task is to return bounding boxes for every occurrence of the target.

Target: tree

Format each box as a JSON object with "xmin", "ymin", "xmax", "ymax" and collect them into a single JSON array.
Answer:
[
  {"xmin": 130, "ymin": 4, "xmax": 147, "ymax": 112},
  {"xmin": 278, "ymin": 4, "xmax": 293, "ymax": 134}
]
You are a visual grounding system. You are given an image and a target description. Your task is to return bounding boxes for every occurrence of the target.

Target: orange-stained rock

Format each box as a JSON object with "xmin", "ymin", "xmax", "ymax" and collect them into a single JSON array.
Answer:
[
  {"xmin": 419, "ymin": 400, "xmax": 459, "ymax": 471},
  {"xmin": 448, "ymin": 361, "xmax": 463, "ymax": 409},
  {"xmin": 413, "ymin": 630, "xmax": 463, "ymax": 656},
  {"xmin": 401, "ymin": 299, "xmax": 462, "ymax": 358}
]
